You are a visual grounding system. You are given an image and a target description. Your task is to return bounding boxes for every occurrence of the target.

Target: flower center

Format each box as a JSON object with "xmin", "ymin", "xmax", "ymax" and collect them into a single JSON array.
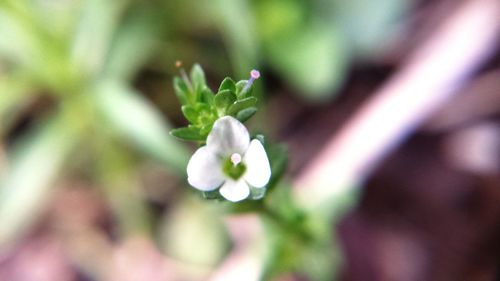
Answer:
[
  {"xmin": 223, "ymin": 154, "xmax": 246, "ymax": 180},
  {"xmin": 230, "ymin": 153, "xmax": 242, "ymax": 165}
]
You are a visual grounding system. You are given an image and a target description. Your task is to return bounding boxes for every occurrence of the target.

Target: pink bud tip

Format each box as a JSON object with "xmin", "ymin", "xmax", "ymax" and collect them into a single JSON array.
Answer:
[
  {"xmin": 250, "ymin": 69, "xmax": 260, "ymax": 79},
  {"xmin": 230, "ymin": 153, "xmax": 242, "ymax": 165}
]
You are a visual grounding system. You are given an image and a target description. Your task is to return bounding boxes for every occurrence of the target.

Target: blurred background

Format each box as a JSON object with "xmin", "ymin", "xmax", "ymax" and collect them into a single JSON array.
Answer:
[{"xmin": 0, "ymin": 0, "xmax": 499, "ymax": 280}]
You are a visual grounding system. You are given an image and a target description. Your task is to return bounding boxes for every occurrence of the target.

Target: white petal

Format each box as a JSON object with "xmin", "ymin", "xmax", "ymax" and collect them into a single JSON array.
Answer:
[
  {"xmin": 187, "ymin": 146, "xmax": 225, "ymax": 191},
  {"xmin": 219, "ymin": 180, "xmax": 250, "ymax": 202},
  {"xmin": 207, "ymin": 116, "xmax": 250, "ymax": 157},
  {"xmin": 243, "ymin": 139, "xmax": 271, "ymax": 188}
]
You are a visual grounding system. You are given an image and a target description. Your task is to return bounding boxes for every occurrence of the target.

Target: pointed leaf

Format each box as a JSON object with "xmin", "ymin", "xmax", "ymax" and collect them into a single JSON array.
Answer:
[
  {"xmin": 228, "ymin": 97, "xmax": 257, "ymax": 116},
  {"xmin": 94, "ymin": 80, "xmax": 188, "ymax": 170},
  {"xmin": 181, "ymin": 105, "xmax": 199, "ymax": 124},
  {"xmin": 170, "ymin": 126, "xmax": 205, "ymax": 141},
  {"xmin": 190, "ymin": 64, "xmax": 206, "ymax": 94},
  {"xmin": 201, "ymin": 87, "xmax": 215, "ymax": 105},
  {"xmin": 218, "ymin": 77, "xmax": 236, "ymax": 94}
]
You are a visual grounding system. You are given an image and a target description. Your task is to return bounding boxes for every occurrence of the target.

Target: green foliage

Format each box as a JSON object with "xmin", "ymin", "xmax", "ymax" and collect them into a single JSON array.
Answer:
[
  {"xmin": 0, "ymin": 0, "xmax": 189, "ymax": 247},
  {"xmin": 235, "ymin": 107, "xmax": 257, "ymax": 123},
  {"xmin": 227, "ymin": 97, "xmax": 257, "ymax": 115},
  {"xmin": 170, "ymin": 64, "xmax": 261, "ymax": 142},
  {"xmin": 0, "ymin": 118, "xmax": 76, "ymax": 248},
  {"xmin": 218, "ymin": 77, "xmax": 236, "ymax": 93},
  {"xmin": 0, "ymin": 0, "xmax": 382, "ymax": 278},
  {"xmin": 170, "ymin": 126, "xmax": 206, "ymax": 141},
  {"xmin": 214, "ymin": 90, "xmax": 237, "ymax": 112}
]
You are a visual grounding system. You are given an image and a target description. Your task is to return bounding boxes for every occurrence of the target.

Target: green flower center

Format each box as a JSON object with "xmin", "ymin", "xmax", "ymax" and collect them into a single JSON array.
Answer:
[{"xmin": 223, "ymin": 153, "xmax": 246, "ymax": 180}]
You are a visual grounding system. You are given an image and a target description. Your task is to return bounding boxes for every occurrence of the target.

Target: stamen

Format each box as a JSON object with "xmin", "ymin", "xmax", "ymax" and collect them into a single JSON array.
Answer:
[
  {"xmin": 250, "ymin": 69, "xmax": 260, "ymax": 79},
  {"xmin": 175, "ymin": 60, "xmax": 192, "ymax": 91},
  {"xmin": 242, "ymin": 69, "xmax": 260, "ymax": 93},
  {"xmin": 230, "ymin": 153, "xmax": 242, "ymax": 165}
]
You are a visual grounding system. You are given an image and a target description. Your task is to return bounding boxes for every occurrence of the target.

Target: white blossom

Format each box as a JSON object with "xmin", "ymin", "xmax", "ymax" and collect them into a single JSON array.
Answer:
[{"xmin": 187, "ymin": 116, "xmax": 271, "ymax": 202}]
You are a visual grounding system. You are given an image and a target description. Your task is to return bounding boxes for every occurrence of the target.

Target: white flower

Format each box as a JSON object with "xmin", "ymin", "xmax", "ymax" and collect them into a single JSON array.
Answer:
[{"xmin": 187, "ymin": 116, "xmax": 271, "ymax": 202}]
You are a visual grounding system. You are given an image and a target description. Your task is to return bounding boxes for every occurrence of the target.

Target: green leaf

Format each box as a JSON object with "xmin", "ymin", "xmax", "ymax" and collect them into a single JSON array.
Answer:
[
  {"xmin": 94, "ymin": 80, "xmax": 188, "ymax": 170},
  {"xmin": 214, "ymin": 89, "xmax": 237, "ymax": 112},
  {"xmin": 235, "ymin": 80, "xmax": 252, "ymax": 98},
  {"xmin": 236, "ymin": 107, "xmax": 257, "ymax": 122},
  {"xmin": 267, "ymin": 23, "xmax": 347, "ymax": 101},
  {"xmin": 102, "ymin": 6, "xmax": 157, "ymax": 80},
  {"xmin": 0, "ymin": 10, "xmax": 34, "ymax": 67},
  {"xmin": 181, "ymin": 105, "xmax": 199, "ymax": 124},
  {"xmin": 72, "ymin": 0, "xmax": 130, "ymax": 76},
  {"xmin": 0, "ymin": 73, "xmax": 33, "ymax": 134},
  {"xmin": 201, "ymin": 87, "xmax": 215, "ymax": 105},
  {"xmin": 218, "ymin": 77, "xmax": 236, "ymax": 94},
  {"xmin": 212, "ymin": 0, "xmax": 258, "ymax": 76},
  {"xmin": 227, "ymin": 97, "xmax": 257, "ymax": 116},
  {"xmin": 190, "ymin": 63, "xmax": 206, "ymax": 93},
  {"xmin": 170, "ymin": 126, "xmax": 205, "ymax": 141},
  {"xmin": 173, "ymin": 77, "xmax": 190, "ymax": 105}
]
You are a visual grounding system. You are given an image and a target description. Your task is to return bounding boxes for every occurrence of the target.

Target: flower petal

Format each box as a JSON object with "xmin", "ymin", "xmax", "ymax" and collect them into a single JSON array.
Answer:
[
  {"xmin": 243, "ymin": 139, "xmax": 271, "ymax": 188},
  {"xmin": 219, "ymin": 179, "xmax": 250, "ymax": 202},
  {"xmin": 207, "ymin": 116, "xmax": 250, "ymax": 157},
  {"xmin": 187, "ymin": 146, "xmax": 225, "ymax": 191}
]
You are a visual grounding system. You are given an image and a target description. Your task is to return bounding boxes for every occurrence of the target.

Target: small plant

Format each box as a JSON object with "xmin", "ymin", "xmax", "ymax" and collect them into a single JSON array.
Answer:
[{"xmin": 170, "ymin": 64, "xmax": 284, "ymax": 202}]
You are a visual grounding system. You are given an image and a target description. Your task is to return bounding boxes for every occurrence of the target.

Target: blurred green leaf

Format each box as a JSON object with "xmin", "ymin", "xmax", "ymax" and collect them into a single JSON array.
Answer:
[
  {"xmin": 0, "ymin": 74, "xmax": 33, "ymax": 134},
  {"xmin": 0, "ymin": 10, "xmax": 34, "ymax": 67},
  {"xmin": 102, "ymin": 4, "xmax": 157, "ymax": 80},
  {"xmin": 201, "ymin": 86, "xmax": 215, "ymax": 105},
  {"xmin": 211, "ymin": 0, "xmax": 258, "ymax": 76},
  {"xmin": 266, "ymin": 144, "xmax": 288, "ymax": 191},
  {"xmin": 214, "ymin": 89, "xmax": 237, "ymax": 113},
  {"xmin": 71, "ymin": 0, "xmax": 129, "ymax": 77},
  {"xmin": 95, "ymin": 141, "xmax": 153, "ymax": 236},
  {"xmin": 267, "ymin": 23, "xmax": 348, "ymax": 100},
  {"xmin": 160, "ymin": 198, "xmax": 228, "ymax": 269},
  {"xmin": 173, "ymin": 76, "xmax": 190, "ymax": 105},
  {"xmin": 236, "ymin": 107, "xmax": 257, "ymax": 122},
  {"xmin": 331, "ymin": 0, "xmax": 410, "ymax": 56},
  {"xmin": 228, "ymin": 96, "xmax": 257, "ymax": 116},
  {"xmin": 255, "ymin": 0, "xmax": 305, "ymax": 43},
  {"xmin": 181, "ymin": 105, "xmax": 199, "ymax": 124},
  {"xmin": 190, "ymin": 63, "xmax": 206, "ymax": 95},
  {"xmin": 0, "ymin": 117, "xmax": 75, "ymax": 248},
  {"xmin": 170, "ymin": 126, "xmax": 205, "ymax": 141},
  {"xmin": 218, "ymin": 77, "xmax": 236, "ymax": 94},
  {"xmin": 94, "ymin": 80, "xmax": 188, "ymax": 171}
]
